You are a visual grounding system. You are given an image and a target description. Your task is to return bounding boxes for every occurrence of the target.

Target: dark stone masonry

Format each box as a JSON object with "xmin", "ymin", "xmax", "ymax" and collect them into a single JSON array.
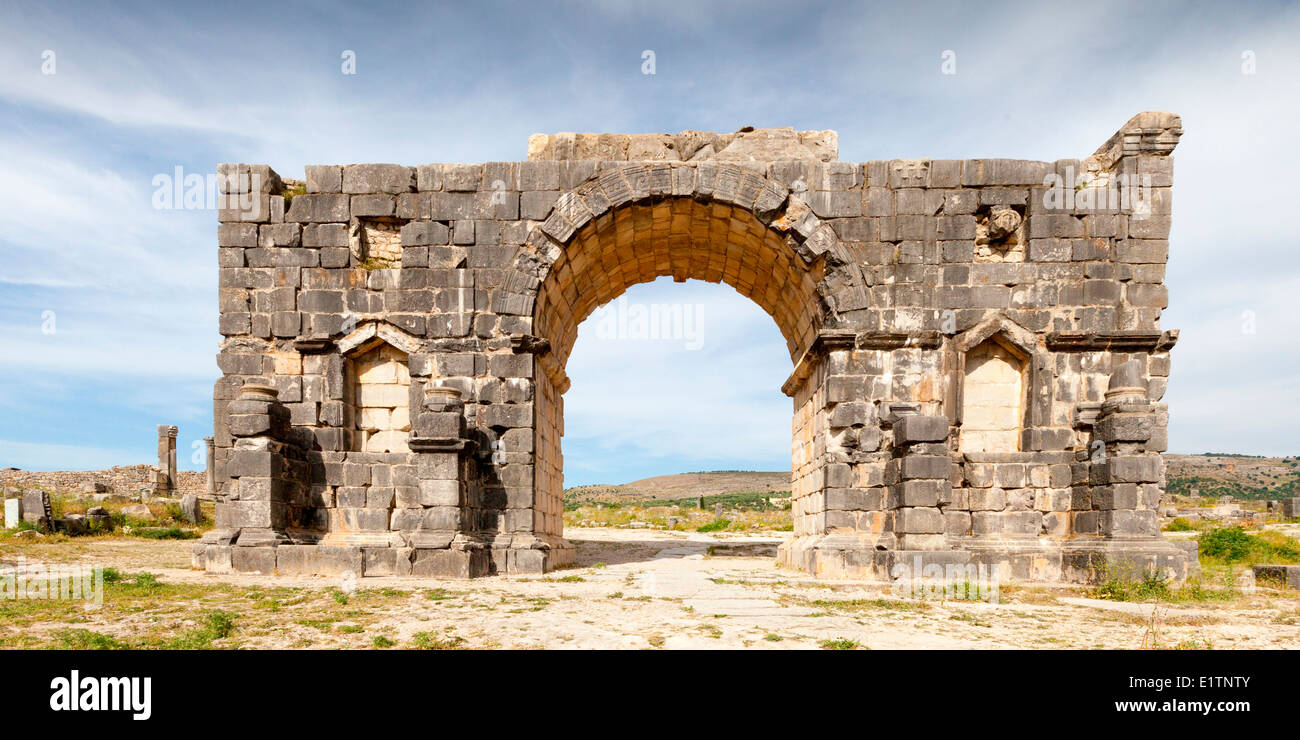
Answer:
[{"xmin": 196, "ymin": 111, "xmax": 1197, "ymax": 581}]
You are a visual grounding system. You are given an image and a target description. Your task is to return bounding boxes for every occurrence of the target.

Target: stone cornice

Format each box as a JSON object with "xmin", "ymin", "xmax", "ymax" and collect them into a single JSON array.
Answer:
[{"xmin": 1046, "ymin": 330, "xmax": 1178, "ymax": 352}]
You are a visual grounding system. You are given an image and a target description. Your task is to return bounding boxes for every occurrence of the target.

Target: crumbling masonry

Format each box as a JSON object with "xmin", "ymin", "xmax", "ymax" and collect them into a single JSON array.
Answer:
[{"xmin": 196, "ymin": 112, "xmax": 1198, "ymax": 581}]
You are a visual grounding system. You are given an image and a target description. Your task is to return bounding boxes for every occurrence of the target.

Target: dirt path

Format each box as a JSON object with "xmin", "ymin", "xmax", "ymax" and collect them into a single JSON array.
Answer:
[{"xmin": 3, "ymin": 528, "xmax": 1299, "ymax": 649}]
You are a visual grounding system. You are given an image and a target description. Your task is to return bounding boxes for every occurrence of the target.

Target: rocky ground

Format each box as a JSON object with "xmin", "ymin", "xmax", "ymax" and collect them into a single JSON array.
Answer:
[{"xmin": 2, "ymin": 526, "xmax": 1298, "ymax": 650}]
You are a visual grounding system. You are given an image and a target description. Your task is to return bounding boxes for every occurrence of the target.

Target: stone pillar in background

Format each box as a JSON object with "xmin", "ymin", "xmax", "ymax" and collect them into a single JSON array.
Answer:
[
  {"xmin": 408, "ymin": 385, "xmax": 487, "ymax": 577},
  {"xmin": 1083, "ymin": 361, "xmax": 1163, "ymax": 540},
  {"xmin": 889, "ymin": 414, "xmax": 952, "ymax": 550},
  {"xmin": 21, "ymin": 490, "xmax": 51, "ymax": 528},
  {"xmin": 156, "ymin": 425, "xmax": 178, "ymax": 496},
  {"xmin": 203, "ymin": 436, "xmax": 215, "ymax": 496},
  {"xmin": 3, "ymin": 497, "xmax": 20, "ymax": 529}
]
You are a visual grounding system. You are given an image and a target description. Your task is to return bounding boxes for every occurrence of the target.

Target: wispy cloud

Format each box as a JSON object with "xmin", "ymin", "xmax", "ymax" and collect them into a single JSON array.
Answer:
[{"xmin": 0, "ymin": 0, "xmax": 1295, "ymax": 478}]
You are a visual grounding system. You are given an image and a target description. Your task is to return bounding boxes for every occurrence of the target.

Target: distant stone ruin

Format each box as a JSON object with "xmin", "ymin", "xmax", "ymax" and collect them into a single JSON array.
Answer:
[{"xmin": 198, "ymin": 112, "xmax": 1196, "ymax": 582}]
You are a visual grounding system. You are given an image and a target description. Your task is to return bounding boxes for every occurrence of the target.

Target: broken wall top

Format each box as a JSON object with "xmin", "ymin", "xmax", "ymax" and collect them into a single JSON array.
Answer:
[{"xmin": 527, "ymin": 127, "xmax": 839, "ymax": 163}]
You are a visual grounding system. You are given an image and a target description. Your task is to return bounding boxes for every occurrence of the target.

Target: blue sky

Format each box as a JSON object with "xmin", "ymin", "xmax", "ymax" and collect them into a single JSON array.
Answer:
[{"xmin": 0, "ymin": 1, "xmax": 1297, "ymax": 485}]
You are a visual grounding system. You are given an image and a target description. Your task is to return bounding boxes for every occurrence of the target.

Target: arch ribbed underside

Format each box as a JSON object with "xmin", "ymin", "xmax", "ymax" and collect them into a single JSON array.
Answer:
[{"xmin": 534, "ymin": 198, "xmax": 824, "ymax": 368}]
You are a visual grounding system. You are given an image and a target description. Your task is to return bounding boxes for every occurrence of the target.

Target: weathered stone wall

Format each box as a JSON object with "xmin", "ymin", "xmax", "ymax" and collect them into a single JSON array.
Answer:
[
  {"xmin": 0, "ymin": 466, "xmax": 205, "ymax": 497},
  {"xmin": 200, "ymin": 113, "xmax": 1195, "ymax": 582}
]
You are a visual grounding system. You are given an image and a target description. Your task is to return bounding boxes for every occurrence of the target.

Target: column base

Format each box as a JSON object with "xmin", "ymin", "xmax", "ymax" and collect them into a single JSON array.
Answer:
[
  {"xmin": 488, "ymin": 534, "xmax": 576, "ymax": 574},
  {"xmin": 192, "ymin": 533, "xmax": 578, "ymax": 579},
  {"xmin": 778, "ymin": 534, "xmax": 1200, "ymax": 584}
]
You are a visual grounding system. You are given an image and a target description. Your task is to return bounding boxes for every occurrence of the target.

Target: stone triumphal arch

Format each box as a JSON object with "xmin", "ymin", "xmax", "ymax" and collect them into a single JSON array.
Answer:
[{"xmin": 198, "ymin": 113, "xmax": 1197, "ymax": 582}]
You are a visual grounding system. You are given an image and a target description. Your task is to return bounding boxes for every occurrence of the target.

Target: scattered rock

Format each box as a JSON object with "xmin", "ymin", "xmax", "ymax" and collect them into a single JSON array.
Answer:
[
  {"xmin": 180, "ymin": 494, "xmax": 201, "ymax": 524},
  {"xmin": 120, "ymin": 504, "xmax": 155, "ymax": 521}
]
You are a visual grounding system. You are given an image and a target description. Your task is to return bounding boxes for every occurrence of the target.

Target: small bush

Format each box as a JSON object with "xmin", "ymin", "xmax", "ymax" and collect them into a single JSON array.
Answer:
[
  {"xmin": 1164, "ymin": 517, "xmax": 1196, "ymax": 532},
  {"xmin": 100, "ymin": 567, "xmax": 127, "ymax": 584},
  {"xmin": 204, "ymin": 611, "xmax": 237, "ymax": 640},
  {"xmin": 1199, "ymin": 526, "xmax": 1300, "ymax": 565},
  {"xmin": 166, "ymin": 610, "xmax": 239, "ymax": 649},
  {"xmin": 697, "ymin": 518, "xmax": 731, "ymax": 533},
  {"xmin": 411, "ymin": 631, "xmax": 464, "ymax": 650},
  {"xmin": 1199, "ymin": 527, "xmax": 1255, "ymax": 561},
  {"xmin": 1091, "ymin": 567, "xmax": 1233, "ymax": 603},
  {"xmin": 53, "ymin": 629, "xmax": 129, "ymax": 650},
  {"xmin": 133, "ymin": 526, "xmax": 199, "ymax": 540}
]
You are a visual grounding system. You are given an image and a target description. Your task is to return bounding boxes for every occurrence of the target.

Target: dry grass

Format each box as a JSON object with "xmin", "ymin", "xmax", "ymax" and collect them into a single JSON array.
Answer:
[{"xmin": 564, "ymin": 503, "xmax": 790, "ymax": 532}]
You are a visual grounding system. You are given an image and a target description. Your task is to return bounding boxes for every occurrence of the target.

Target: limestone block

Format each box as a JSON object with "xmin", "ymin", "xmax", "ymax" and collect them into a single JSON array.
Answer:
[
  {"xmin": 895, "ymin": 415, "xmax": 948, "ymax": 445},
  {"xmin": 285, "ymin": 194, "xmax": 349, "ymax": 223},
  {"xmin": 897, "ymin": 455, "xmax": 950, "ymax": 480},
  {"xmin": 364, "ymin": 547, "xmax": 413, "ymax": 576},
  {"xmin": 418, "ymin": 479, "xmax": 460, "ymax": 507},
  {"xmin": 305, "ymin": 165, "xmax": 342, "ymax": 193},
  {"xmin": 231, "ymin": 546, "xmax": 277, "ymax": 574},
  {"xmin": 343, "ymin": 164, "xmax": 414, "ymax": 194},
  {"xmin": 895, "ymin": 480, "xmax": 944, "ymax": 507},
  {"xmin": 968, "ymin": 487, "xmax": 1007, "ymax": 511},
  {"xmin": 411, "ymin": 549, "xmax": 488, "ymax": 578},
  {"xmin": 894, "ymin": 507, "xmax": 944, "ymax": 534}
]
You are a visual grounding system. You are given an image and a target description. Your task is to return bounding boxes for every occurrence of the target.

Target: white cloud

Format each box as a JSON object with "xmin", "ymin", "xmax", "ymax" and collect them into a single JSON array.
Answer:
[
  {"xmin": 0, "ymin": 439, "xmax": 149, "ymax": 471},
  {"xmin": 0, "ymin": 1, "xmax": 1296, "ymax": 476}
]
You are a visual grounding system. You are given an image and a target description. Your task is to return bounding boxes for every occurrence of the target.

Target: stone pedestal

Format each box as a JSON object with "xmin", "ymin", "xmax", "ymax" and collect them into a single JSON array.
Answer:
[
  {"xmin": 1062, "ymin": 361, "xmax": 1198, "ymax": 580},
  {"xmin": 201, "ymin": 384, "xmax": 293, "ymax": 561},
  {"xmin": 405, "ymin": 385, "xmax": 490, "ymax": 577},
  {"xmin": 888, "ymin": 414, "xmax": 952, "ymax": 551},
  {"xmin": 203, "ymin": 436, "xmax": 215, "ymax": 496}
]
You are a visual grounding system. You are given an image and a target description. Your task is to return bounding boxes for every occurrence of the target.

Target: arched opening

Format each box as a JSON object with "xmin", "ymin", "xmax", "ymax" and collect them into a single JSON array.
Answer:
[
  {"xmin": 958, "ymin": 336, "xmax": 1027, "ymax": 453},
  {"xmin": 530, "ymin": 196, "xmax": 826, "ymax": 544},
  {"xmin": 562, "ymin": 277, "xmax": 794, "ymax": 484},
  {"xmin": 347, "ymin": 341, "xmax": 411, "ymax": 453}
]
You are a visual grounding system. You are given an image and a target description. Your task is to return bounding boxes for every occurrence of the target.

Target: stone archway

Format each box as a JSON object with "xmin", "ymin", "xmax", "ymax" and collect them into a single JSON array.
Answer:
[
  {"xmin": 204, "ymin": 113, "xmax": 1199, "ymax": 584},
  {"xmin": 505, "ymin": 162, "xmax": 868, "ymax": 561}
]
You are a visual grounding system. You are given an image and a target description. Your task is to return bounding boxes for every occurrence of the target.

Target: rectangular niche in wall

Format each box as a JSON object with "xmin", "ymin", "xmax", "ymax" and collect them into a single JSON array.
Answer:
[
  {"xmin": 350, "ymin": 218, "xmax": 405, "ymax": 268},
  {"xmin": 349, "ymin": 342, "xmax": 411, "ymax": 453},
  {"xmin": 959, "ymin": 337, "xmax": 1027, "ymax": 453}
]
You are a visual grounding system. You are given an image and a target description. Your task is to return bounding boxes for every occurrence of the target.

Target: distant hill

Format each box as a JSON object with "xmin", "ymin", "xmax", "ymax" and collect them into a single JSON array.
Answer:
[
  {"xmin": 1164, "ymin": 454, "xmax": 1300, "ymax": 501},
  {"xmin": 564, "ymin": 454, "xmax": 1300, "ymax": 505},
  {"xmin": 564, "ymin": 471, "xmax": 789, "ymax": 505}
]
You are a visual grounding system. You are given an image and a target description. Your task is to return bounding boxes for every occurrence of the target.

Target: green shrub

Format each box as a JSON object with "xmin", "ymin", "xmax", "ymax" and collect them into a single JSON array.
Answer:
[
  {"xmin": 132, "ymin": 526, "xmax": 199, "ymax": 540},
  {"xmin": 53, "ymin": 629, "xmax": 129, "ymax": 650},
  {"xmin": 1199, "ymin": 526, "xmax": 1300, "ymax": 565},
  {"xmin": 1199, "ymin": 527, "xmax": 1255, "ymax": 561},
  {"xmin": 411, "ymin": 631, "xmax": 464, "ymax": 650},
  {"xmin": 697, "ymin": 518, "xmax": 731, "ymax": 533},
  {"xmin": 204, "ymin": 610, "xmax": 237, "ymax": 640}
]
